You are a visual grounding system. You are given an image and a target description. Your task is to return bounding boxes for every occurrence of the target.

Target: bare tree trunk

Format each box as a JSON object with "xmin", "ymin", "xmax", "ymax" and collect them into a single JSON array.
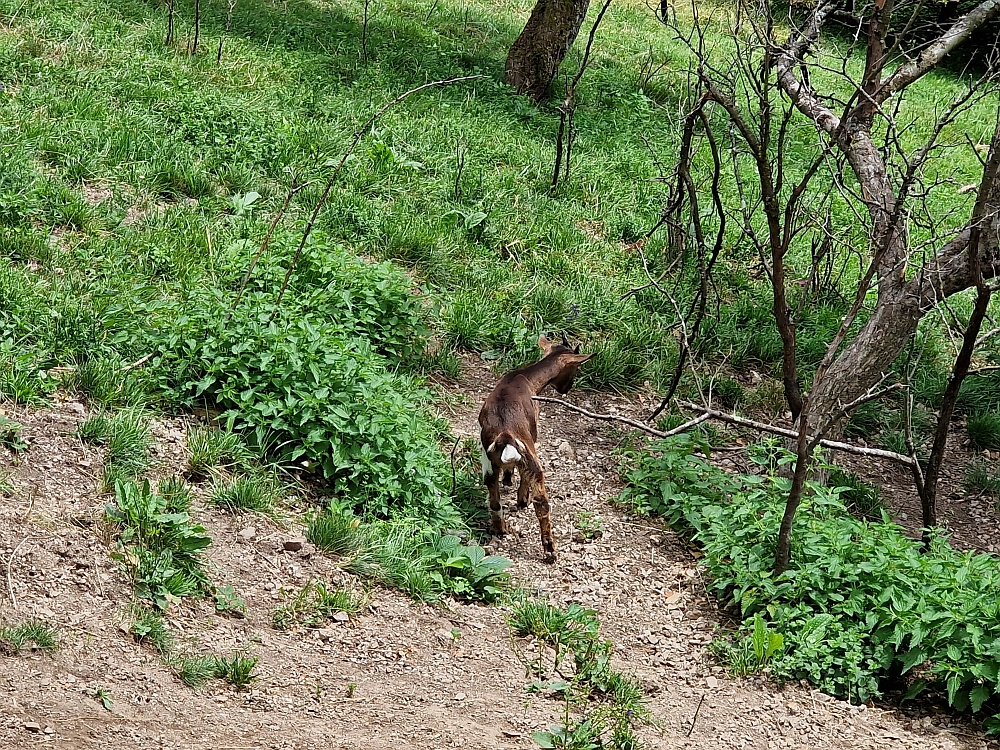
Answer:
[{"xmin": 505, "ymin": 0, "xmax": 591, "ymax": 102}]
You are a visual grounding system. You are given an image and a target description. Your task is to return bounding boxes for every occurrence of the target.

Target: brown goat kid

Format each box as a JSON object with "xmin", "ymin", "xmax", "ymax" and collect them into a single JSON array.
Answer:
[{"xmin": 478, "ymin": 334, "xmax": 592, "ymax": 563}]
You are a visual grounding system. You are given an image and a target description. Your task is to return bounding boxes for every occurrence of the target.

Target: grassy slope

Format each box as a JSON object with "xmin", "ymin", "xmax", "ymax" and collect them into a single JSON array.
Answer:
[{"xmin": 0, "ymin": 0, "xmax": 996, "ymax": 413}]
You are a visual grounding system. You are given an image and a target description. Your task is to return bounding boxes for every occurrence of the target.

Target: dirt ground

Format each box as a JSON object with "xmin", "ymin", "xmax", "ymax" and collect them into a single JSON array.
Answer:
[{"xmin": 0, "ymin": 356, "xmax": 996, "ymax": 750}]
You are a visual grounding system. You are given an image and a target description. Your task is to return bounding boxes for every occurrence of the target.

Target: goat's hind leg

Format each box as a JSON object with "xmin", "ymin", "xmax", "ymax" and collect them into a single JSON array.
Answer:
[
  {"xmin": 484, "ymin": 467, "xmax": 510, "ymax": 536},
  {"xmin": 515, "ymin": 466, "xmax": 531, "ymax": 511},
  {"xmin": 529, "ymin": 471, "xmax": 556, "ymax": 563}
]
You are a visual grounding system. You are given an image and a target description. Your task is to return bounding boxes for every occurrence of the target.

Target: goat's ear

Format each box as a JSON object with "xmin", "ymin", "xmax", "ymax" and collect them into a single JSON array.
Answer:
[
  {"xmin": 571, "ymin": 353, "xmax": 594, "ymax": 364},
  {"xmin": 574, "ymin": 344, "xmax": 581, "ymax": 354},
  {"xmin": 561, "ymin": 331, "xmax": 571, "ymax": 348},
  {"xmin": 538, "ymin": 334, "xmax": 552, "ymax": 353}
]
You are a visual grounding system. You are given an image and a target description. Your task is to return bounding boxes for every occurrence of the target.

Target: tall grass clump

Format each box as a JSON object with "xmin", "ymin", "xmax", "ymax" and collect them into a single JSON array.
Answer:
[
  {"xmin": 78, "ymin": 409, "xmax": 153, "ymax": 490},
  {"xmin": 620, "ymin": 435, "xmax": 1000, "ymax": 732}
]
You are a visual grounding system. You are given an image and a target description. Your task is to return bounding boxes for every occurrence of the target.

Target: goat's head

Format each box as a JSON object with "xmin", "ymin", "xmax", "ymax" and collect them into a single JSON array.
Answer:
[{"xmin": 538, "ymin": 333, "xmax": 592, "ymax": 394}]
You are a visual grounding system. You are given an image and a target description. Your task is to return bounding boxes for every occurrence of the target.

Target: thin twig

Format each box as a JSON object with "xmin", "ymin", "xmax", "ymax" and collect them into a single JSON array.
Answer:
[
  {"xmin": 6, "ymin": 537, "xmax": 28, "ymax": 611},
  {"xmin": 268, "ymin": 75, "xmax": 485, "ymax": 322},
  {"xmin": 532, "ymin": 396, "xmax": 704, "ymax": 438},
  {"xmin": 687, "ymin": 694, "xmax": 706, "ymax": 737},
  {"xmin": 228, "ymin": 179, "xmax": 309, "ymax": 320},
  {"xmin": 122, "ymin": 353, "xmax": 153, "ymax": 372},
  {"xmin": 449, "ymin": 436, "xmax": 461, "ymax": 498}
]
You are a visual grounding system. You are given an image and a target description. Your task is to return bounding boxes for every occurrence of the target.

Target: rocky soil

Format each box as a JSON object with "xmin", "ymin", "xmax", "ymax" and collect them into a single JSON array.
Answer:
[{"xmin": 0, "ymin": 357, "xmax": 995, "ymax": 749}]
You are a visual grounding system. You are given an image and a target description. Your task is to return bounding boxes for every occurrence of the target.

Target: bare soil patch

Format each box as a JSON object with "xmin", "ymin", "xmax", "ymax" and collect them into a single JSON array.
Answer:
[{"xmin": 0, "ymin": 366, "xmax": 995, "ymax": 750}]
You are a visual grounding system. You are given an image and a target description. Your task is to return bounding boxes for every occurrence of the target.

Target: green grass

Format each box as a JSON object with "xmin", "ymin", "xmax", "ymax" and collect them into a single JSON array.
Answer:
[
  {"xmin": 185, "ymin": 426, "xmax": 252, "ymax": 479},
  {"xmin": 213, "ymin": 654, "xmax": 259, "ymax": 689},
  {"xmin": 0, "ymin": 620, "xmax": 59, "ymax": 653},
  {"xmin": 63, "ymin": 358, "xmax": 148, "ymax": 408},
  {"xmin": 968, "ymin": 413, "xmax": 1000, "ymax": 451},
  {"xmin": 130, "ymin": 610, "xmax": 174, "ymax": 655},
  {"xmin": 77, "ymin": 409, "xmax": 153, "ymax": 490},
  {"xmin": 273, "ymin": 579, "xmax": 367, "ymax": 630},
  {"xmin": 209, "ymin": 474, "xmax": 283, "ymax": 519},
  {"xmin": 964, "ymin": 458, "xmax": 1000, "ymax": 497}
]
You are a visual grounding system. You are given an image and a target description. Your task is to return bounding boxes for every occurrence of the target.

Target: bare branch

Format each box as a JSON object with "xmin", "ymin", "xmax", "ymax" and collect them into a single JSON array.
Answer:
[
  {"xmin": 878, "ymin": 1, "xmax": 1000, "ymax": 102},
  {"xmin": 532, "ymin": 396, "xmax": 709, "ymax": 438},
  {"xmin": 675, "ymin": 401, "xmax": 916, "ymax": 467}
]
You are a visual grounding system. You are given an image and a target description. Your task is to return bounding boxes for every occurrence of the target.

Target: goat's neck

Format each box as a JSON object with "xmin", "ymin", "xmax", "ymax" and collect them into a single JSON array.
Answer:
[{"xmin": 519, "ymin": 356, "xmax": 568, "ymax": 394}]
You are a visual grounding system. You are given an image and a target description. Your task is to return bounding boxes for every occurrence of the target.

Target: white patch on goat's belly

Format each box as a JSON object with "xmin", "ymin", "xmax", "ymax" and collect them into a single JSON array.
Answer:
[
  {"xmin": 481, "ymin": 447, "xmax": 493, "ymax": 477},
  {"xmin": 501, "ymin": 444, "xmax": 522, "ymax": 463}
]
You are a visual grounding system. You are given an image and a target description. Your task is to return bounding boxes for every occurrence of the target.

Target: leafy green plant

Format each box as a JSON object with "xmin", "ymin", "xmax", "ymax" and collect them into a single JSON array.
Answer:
[
  {"xmin": 214, "ymin": 585, "xmax": 246, "ymax": 617},
  {"xmin": 620, "ymin": 435, "xmax": 1000, "ymax": 730},
  {"xmin": 709, "ymin": 613, "xmax": 784, "ymax": 677},
  {"xmin": 94, "ymin": 688, "xmax": 113, "ymax": 711},
  {"xmin": 140, "ymin": 248, "xmax": 452, "ymax": 520},
  {"xmin": 272, "ymin": 579, "xmax": 366, "ymax": 630},
  {"xmin": 510, "ymin": 599, "xmax": 649, "ymax": 750},
  {"xmin": 828, "ymin": 468, "xmax": 885, "ymax": 520},
  {"xmin": 0, "ymin": 620, "xmax": 58, "ymax": 653},
  {"xmin": 0, "ymin": 415, "xmax": 28, "ymax": 453},
  {"xmin": 106, "ymin": 480, "xmax": 212, "ymax": 610},
  {"xmin": 423, "ymin": 531, "xmax": 511, "ymax": 603},
  {"xmin": 573, "ymin": 512, "xmax": 604, "ymax": 540}
]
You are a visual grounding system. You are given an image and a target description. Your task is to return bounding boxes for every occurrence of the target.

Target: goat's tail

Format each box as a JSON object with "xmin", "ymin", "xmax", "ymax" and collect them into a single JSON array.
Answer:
[{"xmin": 486, "ymin": 431, "xmax": 526, "ymax": 464}]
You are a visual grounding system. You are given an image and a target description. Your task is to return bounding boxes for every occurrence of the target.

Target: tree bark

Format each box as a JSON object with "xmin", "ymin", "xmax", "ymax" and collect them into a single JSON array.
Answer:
[{"xmin": 505, "ymin": 0, "xmax": 591, "ymax": 102}]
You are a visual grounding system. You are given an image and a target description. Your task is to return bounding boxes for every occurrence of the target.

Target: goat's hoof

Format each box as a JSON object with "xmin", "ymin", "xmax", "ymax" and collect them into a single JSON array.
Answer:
[
  {"xmin": 489, "ymin": 522, "xmax": 511, "ymax": 537},
  {"xmin": 541, "ymin": 552, "xmax": 556, "ymax": 565}
]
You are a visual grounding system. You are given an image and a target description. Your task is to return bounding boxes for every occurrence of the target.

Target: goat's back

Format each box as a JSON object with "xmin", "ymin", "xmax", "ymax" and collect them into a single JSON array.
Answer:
[{"xmin": 478, "ymin": 373, "xmax": 539, "ymax": 445}]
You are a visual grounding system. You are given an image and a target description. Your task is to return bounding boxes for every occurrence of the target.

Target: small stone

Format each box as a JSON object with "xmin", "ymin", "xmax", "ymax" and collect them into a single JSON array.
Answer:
[
  {"xmin": 454, "ymin": 692, "xmax": 467, "ymax": 701},
  {"xmin": 24, "ymin": 722, "xmax": 40, "ymax": 733},
  {"xmin": 332, "ymin": 612, "xmax": 350, "ymax": 623},
  {"xmin": 43, "ymin": 726, "xmax": 54, "ymax": 735},
  {"xmin": 317, "ymin": 629, "xmax": 337, "ymax": 642},
  {"xmin": 283, "ymin": 538, "xmax": 304, "ymax": 552},
  {"xmin": 555, "ymin": 440, "xmax": 576, "ymax": 461},
  {"xmin": 67, "ymin": 402, "xmax": 86, "ymax": 416},
  {"xmin": 706, "ymin": 676, "xmax": 718, "ymax": 688},
  {"xmin": 238, "ymin": 527, "xmax": 257, "ymax": 541}
]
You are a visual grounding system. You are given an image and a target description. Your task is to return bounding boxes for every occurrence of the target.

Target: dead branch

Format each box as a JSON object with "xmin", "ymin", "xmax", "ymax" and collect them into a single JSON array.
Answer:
[
  {"xmin": 532, "ymin": 396, "xmax": 709, "ymax": 438},
  {"xmin": 6, "ymin": 537, "xmax": 28, "ymax": 611},
  {"xmin": 675, "ymin": 401, "xmax": 916, "ymax": 467}
]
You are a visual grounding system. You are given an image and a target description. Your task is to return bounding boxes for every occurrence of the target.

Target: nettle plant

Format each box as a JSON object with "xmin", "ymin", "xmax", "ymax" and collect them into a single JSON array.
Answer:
[
  {"xmin": 105, "ymin": 480, "xmax": 212, "ymax": 611},
  {"xmin": 621, "ymin": 435, "xmax": 1000, "ymax": 730},
  {"xmin": 141, "ymin": 239, "xmax": 452, "ymax": 518}
]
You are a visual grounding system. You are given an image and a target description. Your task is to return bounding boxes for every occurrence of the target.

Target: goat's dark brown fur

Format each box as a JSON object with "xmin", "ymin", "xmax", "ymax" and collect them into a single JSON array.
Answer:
[{"xmin": 478, "ymin": 335, "xmax": 591, "ymax": 563}]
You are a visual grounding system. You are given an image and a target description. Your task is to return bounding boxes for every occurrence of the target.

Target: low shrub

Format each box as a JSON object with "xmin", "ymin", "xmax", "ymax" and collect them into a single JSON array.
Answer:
[
  {"xmin": 140, "ymin": 240, "xmax": 452, "ymax": 519},
  {"xmin": 620, "ymin": 435, "xmax": 1000, "ymax": 731}
]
